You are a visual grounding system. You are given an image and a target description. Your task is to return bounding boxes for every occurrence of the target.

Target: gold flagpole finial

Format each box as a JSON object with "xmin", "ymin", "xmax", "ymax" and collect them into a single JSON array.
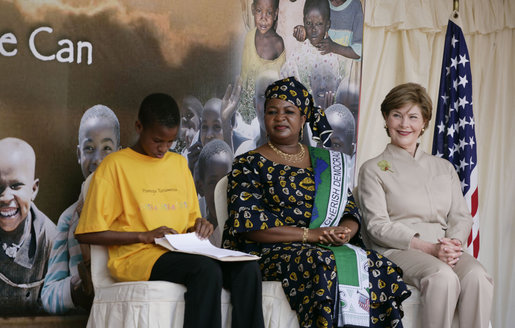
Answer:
[{"xmin": 453, "ymin": 0, "xmax": 459, "ymax": 18}]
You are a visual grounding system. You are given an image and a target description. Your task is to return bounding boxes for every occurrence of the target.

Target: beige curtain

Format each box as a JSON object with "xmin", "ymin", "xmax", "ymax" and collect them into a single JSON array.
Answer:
[{"xmin": 357, "ymin": 1, "xmax": 514, "ymax": 327}]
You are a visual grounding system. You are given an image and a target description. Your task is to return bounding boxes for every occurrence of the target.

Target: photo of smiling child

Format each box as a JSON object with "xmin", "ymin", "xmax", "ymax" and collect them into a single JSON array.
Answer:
[
  {"xmin": 176, "ymin": 96, "xmax": 203, "ymax": 154},
  {"xmin": 239, "ymin": 0, "xmax": 285, "ymax": 124},
  {"xmin": 41, "ymin": 105, "xmax": 120, "ymax": 314},
  {"xmin": 0, "ymin": 138, "xmax": 57, "ymax": 315}
]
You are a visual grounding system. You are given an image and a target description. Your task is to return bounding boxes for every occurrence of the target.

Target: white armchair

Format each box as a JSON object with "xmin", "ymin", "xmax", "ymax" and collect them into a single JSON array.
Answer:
[
  {"xmin": 214, "ymin": 175, "xmax": 299, "ymax": 328},
  {"xmin": 88, "ymin": 244, "xmax": 232, "ymax": 328},
  {"xmin": 215, "ymin": 175, "xmax": 459, "ymax": 328}
]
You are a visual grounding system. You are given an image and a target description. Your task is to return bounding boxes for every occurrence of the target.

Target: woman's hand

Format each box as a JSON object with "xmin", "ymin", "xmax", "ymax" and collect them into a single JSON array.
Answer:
[
  {"xmin": 437, "ymin": 237, "xmax": 463, "ymax": 267},
  {"xmin": 139, "ymin": 226, "xmax": 178, "ymax": 244},
  {"xmin": 189, "ymin": 218, "xmax": 214, "ymax": 239},
  {"xmin": 310, "ymin": 226, "xmax": 351, "ymax": 246},
  {"xmin": 411, "ymin": 236, "xmax": 463, "ymax": 267}
]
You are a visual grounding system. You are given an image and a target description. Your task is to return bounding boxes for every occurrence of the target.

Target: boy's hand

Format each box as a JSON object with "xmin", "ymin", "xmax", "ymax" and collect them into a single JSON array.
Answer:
[
  {"xmin": 192, "ymin": 218, "xmax": 213, "ymax": 239},
  {"xmin": 221, "ymin": 80, "xmax": 242, "ymax": 123},
  {"xmin": 322, "ymin": 91, "xmax": 335, "ymax": 110},
  {"xmin": 316, "ymin": 37, "xmax": 338, "ymax": 55},
  {"xmin": 141, "ymin": 226, "xmax": 177, "ymax": 244},
  {"xmin": 293, "ymin": 25, "xmax": 306, "ymax": 42}
]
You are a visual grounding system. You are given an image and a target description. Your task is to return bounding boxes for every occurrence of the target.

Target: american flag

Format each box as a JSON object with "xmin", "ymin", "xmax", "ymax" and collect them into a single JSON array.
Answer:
[{"xmin": 432, "ymin": 19, "xmax": 480, "ymax": 258}]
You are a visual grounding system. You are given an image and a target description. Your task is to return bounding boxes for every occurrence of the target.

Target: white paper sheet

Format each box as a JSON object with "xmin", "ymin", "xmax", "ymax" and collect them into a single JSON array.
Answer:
[{"xmin": 157, "ymin": 233, "xmax": 259, "ymax": 261}]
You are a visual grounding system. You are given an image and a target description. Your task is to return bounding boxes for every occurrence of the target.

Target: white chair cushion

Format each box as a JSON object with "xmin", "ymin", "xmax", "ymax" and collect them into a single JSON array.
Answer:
[
  {"xmin": 88, "ymin": 244, "xmax": 232, "ymax": 328},
  {"xmin": 214, "ymin": 175, "xmax": 462, "ymax": 328}
]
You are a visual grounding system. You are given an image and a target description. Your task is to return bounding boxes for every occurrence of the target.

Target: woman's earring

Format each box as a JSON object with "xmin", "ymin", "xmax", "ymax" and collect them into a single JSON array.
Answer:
[
  {"xmin": 300, "ymin": 126, "xmax": 304, "ymax": 141},
  {"xmin": 422, "ymin": 128, "xmax": 425, "ymax": 132},
  {"xmin": 384, "ymin": 123, "xmax": 388, "ymax": 129}
]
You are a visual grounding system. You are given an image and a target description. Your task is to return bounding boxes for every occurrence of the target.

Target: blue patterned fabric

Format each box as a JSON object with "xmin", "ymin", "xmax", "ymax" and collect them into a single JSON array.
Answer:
[{"xmin": 223, "ymin": 150, "xmax": 411, "ymax": 327}]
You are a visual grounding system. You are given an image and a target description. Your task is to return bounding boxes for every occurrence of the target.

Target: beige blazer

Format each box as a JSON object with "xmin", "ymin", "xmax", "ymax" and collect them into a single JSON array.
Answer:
[{"xmin": 357, "ymin": 144, "xmax": 472, "ymax": 255}]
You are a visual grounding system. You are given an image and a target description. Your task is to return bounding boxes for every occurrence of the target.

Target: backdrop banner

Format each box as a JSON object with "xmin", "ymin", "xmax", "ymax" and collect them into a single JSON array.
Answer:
[{"xmin": 0, "ymin": 0, "xmax": 363, "ymax": 316}]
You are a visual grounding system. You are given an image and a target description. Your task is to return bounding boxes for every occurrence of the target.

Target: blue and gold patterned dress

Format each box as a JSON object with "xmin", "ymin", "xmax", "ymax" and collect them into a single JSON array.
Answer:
[{"xmin": 223, "ymin": 150, "xmax": 410, "ymax": 328}]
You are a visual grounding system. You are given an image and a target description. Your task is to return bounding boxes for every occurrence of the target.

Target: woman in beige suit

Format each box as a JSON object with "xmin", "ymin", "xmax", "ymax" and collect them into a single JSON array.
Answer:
[{"xmin": 357, "ymin": 83, "xmax": 493, "ymax": 328}]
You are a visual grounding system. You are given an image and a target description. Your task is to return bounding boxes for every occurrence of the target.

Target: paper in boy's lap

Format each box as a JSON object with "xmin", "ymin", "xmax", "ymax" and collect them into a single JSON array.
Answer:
[{"xmin": 155, "ymin": 232, "xmax": 259, "ymax": 262}]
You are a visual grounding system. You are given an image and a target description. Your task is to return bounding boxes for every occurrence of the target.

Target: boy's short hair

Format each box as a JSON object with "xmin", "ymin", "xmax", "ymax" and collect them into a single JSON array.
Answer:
[
  {"xmin": 197, "ymin": 140, "xmax": 233, "ymax": 181},
  {"xmin": 303, "ymin": 0, "xmax": 330, "ymax": 20},
  {"xmin": 326, "ymin": 103, "xmax": 355, "ymax": 130},
  {"xmin": 79, "ymin": 104, "xmax": 120, "ymax": 145},
  {"xmin": 138, "ymin": 93, "xmax": 181, "ymax": 128},
  {"xmin": 253, "ymin": 0, "xmax": 279, "ymax": 10},
  {"xmin": 380, "ymin": 82, "xmax": 433, "ymax": 125},
  {"xmin": 182, "ymin": 96, "xmax": 203, "ymax": 117}
]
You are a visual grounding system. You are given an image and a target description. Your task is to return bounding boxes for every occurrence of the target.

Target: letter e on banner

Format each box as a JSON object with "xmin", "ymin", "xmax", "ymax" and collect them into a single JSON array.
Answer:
[{"xmin": 0, "ymin": 32, "xmax": 17, "ymax": 56}]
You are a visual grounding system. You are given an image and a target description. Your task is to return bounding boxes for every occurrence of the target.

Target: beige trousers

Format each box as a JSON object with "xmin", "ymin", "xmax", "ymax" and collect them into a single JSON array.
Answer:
[{"xmin": 385, "ymin": 249, "xmax": 493, "ymax": 328}]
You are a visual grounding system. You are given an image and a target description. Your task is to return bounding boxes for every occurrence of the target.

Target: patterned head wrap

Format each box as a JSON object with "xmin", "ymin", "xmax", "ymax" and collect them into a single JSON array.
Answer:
[{"xmin": 265, "ymin": 77, "xmax": 333, "ymax": 147}]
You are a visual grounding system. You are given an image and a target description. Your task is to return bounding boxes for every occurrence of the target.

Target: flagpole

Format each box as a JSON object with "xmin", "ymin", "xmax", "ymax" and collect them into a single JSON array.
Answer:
[{"xmin": 453, "ymin": 0, "xmax": 459, "ymax": 19}]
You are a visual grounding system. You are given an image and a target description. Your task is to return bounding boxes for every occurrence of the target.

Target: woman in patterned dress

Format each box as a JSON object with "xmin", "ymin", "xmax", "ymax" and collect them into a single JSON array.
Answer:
[{"xmin": 223, "ymin": 77, "xmax": 410, "ymax": 328}]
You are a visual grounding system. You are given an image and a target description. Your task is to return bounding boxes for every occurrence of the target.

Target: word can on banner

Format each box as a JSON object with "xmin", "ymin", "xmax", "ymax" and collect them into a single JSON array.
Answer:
[{"xmin": 0, "ymin": 26, "xmax": 93, "ymax": 65}]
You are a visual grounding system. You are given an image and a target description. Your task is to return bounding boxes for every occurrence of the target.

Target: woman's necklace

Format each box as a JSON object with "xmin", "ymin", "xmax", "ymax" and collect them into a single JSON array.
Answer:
[{"xmin": 268, "ymin": 141, "xmax": 305, "ymax": 163}]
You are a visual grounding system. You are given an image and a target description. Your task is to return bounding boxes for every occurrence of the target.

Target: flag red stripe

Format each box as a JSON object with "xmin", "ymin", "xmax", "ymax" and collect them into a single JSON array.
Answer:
[
  {"xmin": 471, "ymin": 188, "xmax": 478, "ymax": 217},
  {"xmin": 473, "ymin": 232, "xmax": 480, "ymax": 258}
]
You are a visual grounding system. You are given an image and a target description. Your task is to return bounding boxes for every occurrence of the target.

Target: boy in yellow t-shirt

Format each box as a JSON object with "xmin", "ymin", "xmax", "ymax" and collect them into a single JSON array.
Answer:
[{"xmin": 75, "ymin": 93, "xmax": 264, "ymax": 328}]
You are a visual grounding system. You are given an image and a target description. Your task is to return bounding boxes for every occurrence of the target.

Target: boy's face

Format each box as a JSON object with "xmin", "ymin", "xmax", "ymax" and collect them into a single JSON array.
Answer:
[
  {"xmin": 310, "ymin": 70, "xmax": 340, "ymax": 108},
  {"xmin": 78, "ymin": 118, "xmax": 119, "ymax": 179},
  {"xmin": 200, "ymin": 152, "xmax": 232, "ymax": 220},
  {"xmin": 0, "ymin": 150, "xmax": 38, "ymax": 232},
  {"xmin": 252, "ymin": 0, "xmax": 278, "ymax": 34},
  {"xmin": 200, "ymin": 105, "xmax": 223, "ymax": 146},
  {"xmin": 136, "ymin": 120, "xmax": 178, "ymax": 158},
  {"xmin": 180, "ymin": 100, "xmax": 201, "ymax": 146},
  {"xmin": 326, "ymin": 110, "xmax": 355, "ymax": 155},
  {"xmin": 304, "ymin": 7, "xmax": 330, "ymax": 47}
]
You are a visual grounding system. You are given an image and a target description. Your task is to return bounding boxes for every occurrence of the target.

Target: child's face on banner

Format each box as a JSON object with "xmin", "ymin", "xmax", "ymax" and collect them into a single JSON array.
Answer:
[
  {"xmin": 200, "ymin": 105, "xmax": 223, "ymax": 146},
  {"xmin": 304, "ymin": 7, "xmax": 330, "ymax": 47},
  {"xmin": 180, "ymin": 99, "xmax": 202, "ymax": 146},
  {"xmin": 310, "ymin": 71, "xmax": 340, "ymax": 108},
  {"xmin": 252, "ymin": 0, "xmax": 278, "ymax": 34},
  {"xmin": 78, "ymin": 118, "xmax": 118, "ymax": 179},
  {"xmin": 0, "ymin": 152, "xmax": 38, "ymax": 232}
]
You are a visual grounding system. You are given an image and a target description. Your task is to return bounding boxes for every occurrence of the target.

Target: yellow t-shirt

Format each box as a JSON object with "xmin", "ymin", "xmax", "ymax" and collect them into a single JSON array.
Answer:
[{"xmin": 76, "ymin": 148, "xmax": 200, "ymax": 281}]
